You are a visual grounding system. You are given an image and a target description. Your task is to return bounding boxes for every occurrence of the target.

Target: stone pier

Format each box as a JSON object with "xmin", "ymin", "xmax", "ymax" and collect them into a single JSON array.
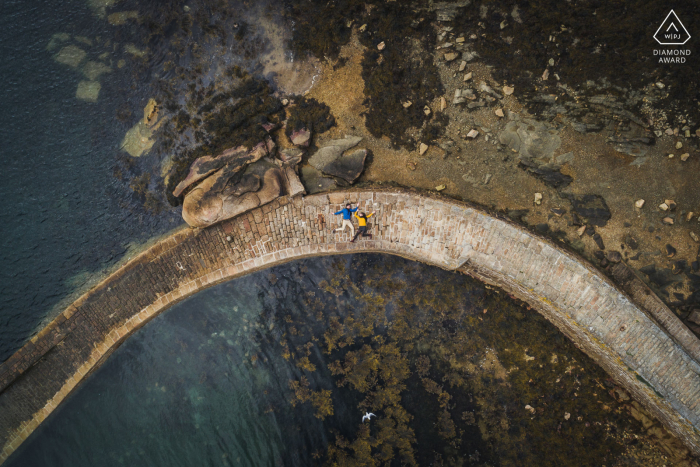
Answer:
[{"xmin": 1, "ymin": 188, "xmax": 699, "ymax": 462}]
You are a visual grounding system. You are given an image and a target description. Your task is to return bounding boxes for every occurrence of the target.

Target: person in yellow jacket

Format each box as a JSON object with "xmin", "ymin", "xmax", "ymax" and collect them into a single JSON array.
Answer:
[{"xmin": 350, "ymin": 211, "xmax": 374, "ymax": 243}]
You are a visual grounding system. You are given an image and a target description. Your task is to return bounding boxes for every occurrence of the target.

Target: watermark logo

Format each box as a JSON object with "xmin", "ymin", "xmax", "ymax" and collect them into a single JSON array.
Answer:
[{"xmin": 654, "ymin": 10, "xmax": 690, "ymax": 45}]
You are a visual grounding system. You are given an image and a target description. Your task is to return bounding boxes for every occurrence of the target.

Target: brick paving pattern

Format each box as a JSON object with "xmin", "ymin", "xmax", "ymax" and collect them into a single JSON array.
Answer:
[{"xmin": 1, "ymin": 188, "xmax": 699, "ymax": 462}]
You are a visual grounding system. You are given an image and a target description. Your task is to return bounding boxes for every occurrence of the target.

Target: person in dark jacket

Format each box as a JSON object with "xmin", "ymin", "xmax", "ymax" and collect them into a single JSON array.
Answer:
[
  {"xmin": 351, "ymin": 211, "xmax": 374, "ymax": 243},
  {"xmin": 333, "ymin": 203, "xmax": 358, "ymax": 236}
]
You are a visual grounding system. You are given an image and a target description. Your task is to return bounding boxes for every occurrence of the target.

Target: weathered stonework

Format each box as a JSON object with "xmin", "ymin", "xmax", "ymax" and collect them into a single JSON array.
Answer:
[{"xmin": 1, "ymin": 188, "xmax": 700, "ymax": 462}]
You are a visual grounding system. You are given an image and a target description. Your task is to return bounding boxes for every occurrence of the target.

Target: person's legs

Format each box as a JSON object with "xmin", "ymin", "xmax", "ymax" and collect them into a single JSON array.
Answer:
[
  {"xmin": 347, "ymin": 220, "xmax": 354, "ymax": 237},
  {"xmin": 362, "ymin": 228, "xmax": 372, "ymax": 238},
  {"xmin": 351, "ymin": 226, "xmax": 365, "ymax": 243}
]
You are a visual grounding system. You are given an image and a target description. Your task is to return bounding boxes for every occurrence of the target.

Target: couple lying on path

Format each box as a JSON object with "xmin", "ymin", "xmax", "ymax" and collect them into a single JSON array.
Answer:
[{"xmin": 333, "ymin": 203, "xmax": 374, "ymax": 243}]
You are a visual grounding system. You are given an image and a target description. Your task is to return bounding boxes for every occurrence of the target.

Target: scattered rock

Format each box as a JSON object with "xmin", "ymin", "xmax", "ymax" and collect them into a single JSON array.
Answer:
[
  {"xmin": 624, "ymin": 235, "xmax": 639, "ymax": 250},
  {"xmin": 459, "ymin": 60, "xmax": 467, "ymax": 72},
  {"xmin": 564, "ymin": 413, "xmax": 571, "ymax": 420},
  {"xmin": 675, "ymin": 141, "xmax": 683, "ymax": 149},
  {"xmin": 542, "ymin": 69, "xmax": 550, "ymax": 80},
  {"xmin": 407, "ymin": 162, "xmax": 417, "ymax": 171},
  {"xmin": 419, "ymin": 143, "xmax": 429, "ymax": 155},
  {"xmin": 655, "ymin": 82, "xmax": 665, "ymax": 89},
  {"xmin": 672, "ymin": 260, "xmax": 686, "ymax": 274},
  {"xmin": 606, "ymin": 251, "xmax": 622, "ymax": 263},
  {"xmin": 503, "ymin": 85, "xmax": 514, "ymax": 96},
  {"xmin": 565, "ymin": 194, "xmax": 611, "ymax": 227},
  {"xmin": 281, "ymin": 98, "xmax": 289, "ymax": 106},
  {"xmin": 593, "ymin": 233, "xmax": 605, "ymax": 250},
  {"xmin": 662, "ymin": 217, "xmax": 674, "ymax": 225},
  {"xmin": 534, "ymin": 193, "xmax": 542, "ymax": 205},
  {"xmin": 659, "ymin": 203, "xmax": 669, "ymax": 211},
  {"xmin": 635, "ymin": 199, "xmax": 645, "ymax": 209},
  {"xmin": 403, "ymin": 101, "xmax": 413, "ymax": 109},
  {"xmin": 290, "ymin": 128, "xmax": 312, "ymax": 147},
  {"xmin": 423, "ymin": 106, "xmax": 431, "ymax": 116},
  {"xmin": 666, "ymin": 244, "xmax": 677, "ymax": 258},
  {"xmin": 687, "ymin": 212, "xmax": 695, "ymax": 221},
  {"xmin": 688, "ymin": 311, "xmax": 700, "ymax": 326},
  {"xmin": 278, "ymin": 148, "xmax": 303, "ymax": 166},
  {"xmin": 440, "ymin": 97, "xmax": 446, "ymax": 111},
  {"xmin": 435, "ymin": 184, "xmax": 446, "ymax": 192},
  {"xmin": 377, "ymin": 41, "xmax": 386, "ymax": 51},
  {"xmin": 551, "ymin": 208, "xmax": 566, "ymax": 216},
  {"xmin": 456, "ymin": 37, "xmax": 465, "ymax": 43},
  {"xmin": 464, "ymin": 72, "xmax": 472, "ymax": 81},
  {"xmin": 466, "ymin": 129, "xmax": 479, "ymax": 139},
  {"xmin": 143, "ymin": 98, "xmax": 159, "ymax": 127},
  {"xmin": 495, "ymin": 108, "xmax": 504, "ymax": 118},
  {"xmin": 525, "ymin": 405, "xmax": 535, "ymax": 414},
  {"xmin": 484, "ymin": 173, "xmax": 492, "ymax": 184},
  {"xmin": 577, "ymin": 225, "xmax": 586, "ymax": 237},
  {"xmin": 444, "ymin": 52, "xmax": 458, "ymax": 62},
  {"xmin": 681, "ymin": 153, "xmax": 690, "ymax": 161},
  {"xmin": 665, "ymin": 199, "xmax": 677, "ymax": 210},
  {"xmin": 689, "ymin": 231, "xmax": 699, "ymax": 242}
]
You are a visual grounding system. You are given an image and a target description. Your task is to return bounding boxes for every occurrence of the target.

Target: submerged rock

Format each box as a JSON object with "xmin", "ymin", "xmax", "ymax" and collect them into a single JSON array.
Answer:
[
  {"xmin": 76, "ymin": 80, "xmax": 101, "ymax": 102},
  {"xmin": 82, "ymin": 61, "xmax": 112, "ymax": 81},
  {"xmin": 54, "ymin": 45, "xmax": 86, "ymax": 68}
]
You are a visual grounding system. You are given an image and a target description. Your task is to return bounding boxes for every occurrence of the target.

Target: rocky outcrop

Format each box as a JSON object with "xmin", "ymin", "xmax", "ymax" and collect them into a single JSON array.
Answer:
[{"xmin": 178, "ymin": 138, "xmax": 305, "ymax": 228}]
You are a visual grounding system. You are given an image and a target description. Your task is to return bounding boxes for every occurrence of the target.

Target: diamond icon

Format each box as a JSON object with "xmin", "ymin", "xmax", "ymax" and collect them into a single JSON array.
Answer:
[{"xmin": 654, "ymin": 10, "xmax": 691, "ymax": 45}]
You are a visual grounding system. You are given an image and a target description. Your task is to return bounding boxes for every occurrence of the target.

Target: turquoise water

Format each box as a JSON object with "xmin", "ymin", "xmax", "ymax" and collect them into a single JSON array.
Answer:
[{"xmin": 5, "ymin": 254, "xmax": 677, "ymax": 466}]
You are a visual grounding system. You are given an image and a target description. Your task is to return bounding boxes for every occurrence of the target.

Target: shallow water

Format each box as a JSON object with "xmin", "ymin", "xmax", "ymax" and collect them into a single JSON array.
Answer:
[
  {"xmin": 5, "ymin": 254, "xmax": 678, "ymax": 466},
  {"xmin": 0, "ymin": 0, "xmax": 183, "ymax": 362},
  {"xmin": 0, "ymin": 0, "xmax": 319, "ymax": 363}
]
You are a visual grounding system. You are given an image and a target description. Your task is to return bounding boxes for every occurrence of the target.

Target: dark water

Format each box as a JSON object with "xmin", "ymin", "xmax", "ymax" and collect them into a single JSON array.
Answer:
[
  {"xmin": 0, "ymin": 0, "xmax": 182, "ymax": 362},
  {"xmin": 5, "ymin": 254, "xmax": 677, "ymax": 466}
]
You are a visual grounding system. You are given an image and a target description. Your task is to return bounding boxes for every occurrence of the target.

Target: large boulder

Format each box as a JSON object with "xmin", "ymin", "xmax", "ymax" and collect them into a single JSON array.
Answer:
[
  {"xmin": 179, "ymin": 139, "xmax": 305, "ymax": 228},
  {"xmin": 308, "ymin": 135, "xmax": 367, "ymax": 183},
  {"xmin": 182, "ymin": 162, "xmax": 304, "ymax": 228},
  {"xmin": 172, "ymin": 140, "xmax": 272, "ymax": 197}
]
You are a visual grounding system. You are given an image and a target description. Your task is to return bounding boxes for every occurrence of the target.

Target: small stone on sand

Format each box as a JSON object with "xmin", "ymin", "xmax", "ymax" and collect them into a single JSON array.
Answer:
[
  {"xmin": 377, "ymin": 41, "xmax": 386, "ymax": 51},
  {"xmin": 444, "ymin": 52, "xmax": 458, "ymax": 62},
  {"xmin": 466, "ymin": 129, "xmax": 479, "ymax": 139},
  {"xmin": 676, "ymin": 141, "xmax": 683, "ymax": 149},
  {"xmin": 419, "ymin": 143, "xmax": 428, "ymax": 155},
  {"xmin": 459, "ymin": 61, "xmax": 467, "ymax": 71},
  {"xmin": 495, "ymin": 108, "xmax": 504, "ymax": 118},
  {"xmin": 440, "ymin": 97, "xmax": 446, "ymax": 111},
  {"xmin": 534, "ymin": 193, "xmax": 542, "ymax": 205},
  {"xmin": 403, "ymin": 101, "xmax": 412, "ymax": 108},
  {"xmin": 435, "ymin": 184, "xmax": 446, "ymax": 191},
  {"xmin": 634, "ymin": 199, "xmax": 645, "ymax": 208},
  {"xmin": 464, "ymin": 72, "xmax": 472, "ymax": 81},
  {"xmin": 662, "ymin": 217, "xmax": 674, "ymax": 225},
  {"xmin": 681, "ymin": 153, "xmax": 690, "ymax": 161},
  {"xmin": 503, "ymin": 85, "xmax": 514, "ymax": 96}
]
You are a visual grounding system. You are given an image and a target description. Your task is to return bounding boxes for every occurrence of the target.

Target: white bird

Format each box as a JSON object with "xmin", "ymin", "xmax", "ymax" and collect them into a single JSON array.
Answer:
[{"xmin": 362, "ymin": 412, "xmax": 376, "ymax": 423}]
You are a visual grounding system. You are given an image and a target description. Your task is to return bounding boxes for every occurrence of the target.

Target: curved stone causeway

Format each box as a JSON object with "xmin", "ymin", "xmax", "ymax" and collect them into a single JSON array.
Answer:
[{"xmin": 1, "ymin": 188, "xmax": 700, "ymax": 462}]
